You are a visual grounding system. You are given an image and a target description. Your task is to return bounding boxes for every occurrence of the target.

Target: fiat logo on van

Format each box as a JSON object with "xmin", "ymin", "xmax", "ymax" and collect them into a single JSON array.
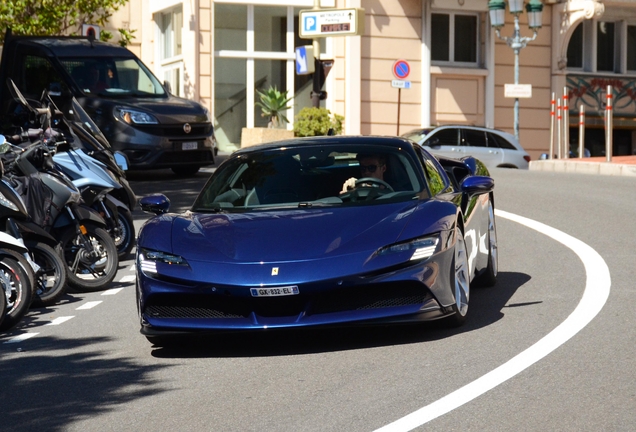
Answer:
[{"xmin": 183, "ymin": 123, "xmax": 192, "ymax": 134}]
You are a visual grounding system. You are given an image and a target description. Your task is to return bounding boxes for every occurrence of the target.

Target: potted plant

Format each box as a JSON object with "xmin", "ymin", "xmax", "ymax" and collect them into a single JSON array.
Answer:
[
  {"xmin": 241, "ymin": 85, "xmax": 295, "ymax": 147},
  {"xmin": 294, "ymin": 107, "xmax": 344, "ymax": 137},
  {"xmin": 256, "ymin": 86, "xmax": 293, "ymax": 128}
]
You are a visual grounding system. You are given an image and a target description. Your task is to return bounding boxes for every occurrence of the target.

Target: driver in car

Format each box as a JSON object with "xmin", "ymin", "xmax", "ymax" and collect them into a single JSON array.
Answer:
[{"xmin": 341, "ymin": 153, "xmax": 388, "ymax": 193}]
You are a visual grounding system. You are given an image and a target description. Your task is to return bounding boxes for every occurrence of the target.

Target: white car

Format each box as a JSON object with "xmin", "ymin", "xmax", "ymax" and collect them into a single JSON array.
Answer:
[{"xmin": 402, "ymin": 125, "xmax": 531, "ymax": 169}]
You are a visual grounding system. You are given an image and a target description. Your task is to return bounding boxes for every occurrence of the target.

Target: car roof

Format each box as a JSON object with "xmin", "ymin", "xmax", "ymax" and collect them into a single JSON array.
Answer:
[
  {"xmin": 6, "ymin": 36, "xmax": 135, "ymax": 58},
  {"xmin": 233, "ymin": 135, "xmax": 418, "ymax": 155}
]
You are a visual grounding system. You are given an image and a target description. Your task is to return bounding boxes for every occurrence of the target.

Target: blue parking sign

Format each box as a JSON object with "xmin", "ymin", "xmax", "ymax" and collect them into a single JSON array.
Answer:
[{"xmin": 304, "ymin": 16, "xmax": 317, "ymax": 32}]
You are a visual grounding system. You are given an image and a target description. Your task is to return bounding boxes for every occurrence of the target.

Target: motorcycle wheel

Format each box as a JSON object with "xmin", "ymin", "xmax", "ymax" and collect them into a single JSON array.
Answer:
[
  {"xmin": 114, "ymin": 208, "xmax": 135, "ymax": 258},
  {"xmin": 0, "ymin": 281, "xmax": 6, "ymax": 328},
  {"xmin": 27, "ymin": 241, "xmax": 68, "ymax": 308},
  {"xmin": 60, "ymin": 224, "xmax": 118, "ymax": 292},
  {"xmin": 0, "ymin": 253, "xmax": 34, "ymax": 331}
]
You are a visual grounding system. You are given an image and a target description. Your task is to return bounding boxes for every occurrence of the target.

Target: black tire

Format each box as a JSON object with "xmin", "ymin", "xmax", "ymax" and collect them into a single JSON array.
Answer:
[
  {"xmin": 60, "ymin": 224, "xmax": 118, "ymax": 292},
  {"xmin": 0, "ymin": 254, "xmax": 34, "ymax": 331},
  {"xmin": 446, "ymin": 227, "xmax": 470, "ymax": 328},
  {"xmin": 171, "ymin": 165, "xmax": 200, "ymax": 176},
  {"xmin": 473, "ymin": 198, "xmax": 498, "ymax": 287},
  {"xmin": 27, "ymin": 242, "xmax": 68, "ymax": 308},
  {"xmin": 113, "ymin": 208, "xmax": 135, "ymax": 258},
  {"xmin": 0, "ymin": 275, "xmax": 7, "ymax": 328}
]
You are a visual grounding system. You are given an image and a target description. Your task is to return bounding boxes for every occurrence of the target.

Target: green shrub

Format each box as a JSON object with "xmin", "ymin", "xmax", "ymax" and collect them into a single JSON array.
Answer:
[
  {"xmin": 293, "ymin": 107, "xmax": 344, "ymax": 137},
  {"xmin": 256, "ymin": 86, "xmax": 293, "ymax": 128}
]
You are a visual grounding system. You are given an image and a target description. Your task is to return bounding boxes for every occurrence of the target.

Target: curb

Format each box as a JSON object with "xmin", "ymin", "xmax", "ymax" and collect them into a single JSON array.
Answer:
[{"xmin": 529, "ymin": 160, "xmax": 636, "ymax": 177}]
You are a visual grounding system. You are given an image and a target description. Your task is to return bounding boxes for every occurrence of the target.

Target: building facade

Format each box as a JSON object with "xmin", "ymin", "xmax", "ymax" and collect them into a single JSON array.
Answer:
[{"xmin": 106, "ymin": 0, "xmax": 636, "ymax": 159}]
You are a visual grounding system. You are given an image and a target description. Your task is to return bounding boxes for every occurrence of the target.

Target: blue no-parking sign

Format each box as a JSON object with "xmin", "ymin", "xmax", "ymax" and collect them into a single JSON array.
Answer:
[{"xmin": 393, "ymin": 60, "xmax": 410, "ymax": 80}]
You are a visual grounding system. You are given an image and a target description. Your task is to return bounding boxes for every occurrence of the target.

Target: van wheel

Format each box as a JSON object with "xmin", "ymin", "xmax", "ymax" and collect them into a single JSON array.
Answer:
[{"xmin": 171, "ymin": 165, "xmax": 200, "ymax": 176}]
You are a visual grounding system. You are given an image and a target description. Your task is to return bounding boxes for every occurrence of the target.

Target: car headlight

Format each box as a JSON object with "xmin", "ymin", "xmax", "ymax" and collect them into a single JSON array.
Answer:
[
  {"xmin": 138, "ymin": 248, "xmax": 189, "ymax": 275},
  {"xmin": 116, "ymin": 108, "xmax": 159, "ymax": 125},
  {"xmin": 203, "ymin": 107, "xmax": 211, "ymax": 123},
  {"xmin": 377, "ymin": 236, "xmax": 439, "ymax": 261}
]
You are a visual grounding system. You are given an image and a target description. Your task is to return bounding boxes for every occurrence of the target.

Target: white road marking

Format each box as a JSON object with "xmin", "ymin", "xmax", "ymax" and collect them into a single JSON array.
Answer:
[
  {"xmin": 375, "ymin": 209, "xmax": 611, "ymax": 432},
  {"xmin": 102, "ymin": 288, "xmax": 124, "ymax": 295},
  {"xmin": 119, "ymin": 275, "xmax": 136, "ymax": 283},
  {"xmin": 46, "ymin": 316, "xmax": 75, "ymax": 326},
  {"xmin": 4, "ymin": 333, "xmax": 39, "ymax": 343},
  {"xmin": 129, "ymin": 264, "xmax": 135, "ymax": 271},
  {"xmin": 76, "ymin": 301, "xmax": 102, "ymax": 310}
]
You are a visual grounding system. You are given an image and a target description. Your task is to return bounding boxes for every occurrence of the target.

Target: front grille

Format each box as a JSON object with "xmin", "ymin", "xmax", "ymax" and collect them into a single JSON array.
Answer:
[
  {"xmin": 146, "ymin": 304, "xmax": 243, "ymax": 319},
  {"xmin": 310, "ymin": 284, "xmax": 429, "ymax": 314},
  {"xmin": 144, "ymin": 282, "xmax": 429, "ymax": 320}
]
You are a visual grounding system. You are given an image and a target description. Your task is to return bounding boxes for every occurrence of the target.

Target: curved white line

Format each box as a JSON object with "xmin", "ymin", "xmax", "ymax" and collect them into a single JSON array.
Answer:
[{"xmin": 374, "ymin": 209, "xmax": 611, "ymax": 432}]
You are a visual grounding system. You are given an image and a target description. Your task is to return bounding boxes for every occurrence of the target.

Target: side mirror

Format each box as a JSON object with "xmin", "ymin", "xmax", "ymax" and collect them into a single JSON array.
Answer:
[
  {"xmin": 140, "ymin": 194, "xmax": 171, "ymax": 215},
  {"xmin": 460, "ymin": 175, "xmax": 494, "ymax": 196},
  {"xmin": 114, "ymin": 151, "xmax": 129, "ymax": 171},
  {"xmin": 163, "ymin": 80, "xmax": 172, "ymax": 95}
]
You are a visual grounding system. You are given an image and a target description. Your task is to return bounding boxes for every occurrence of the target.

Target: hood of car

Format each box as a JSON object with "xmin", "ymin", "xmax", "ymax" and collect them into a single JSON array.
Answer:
[{"xmin": 170, "ymin": 203, "xmax": 418, "ymax": 264}]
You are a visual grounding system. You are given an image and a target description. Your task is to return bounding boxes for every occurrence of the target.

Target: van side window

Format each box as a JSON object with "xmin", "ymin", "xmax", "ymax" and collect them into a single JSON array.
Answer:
[{"xmin": 21, "ymin": 55, "xmax": 66, "ymax": 99}]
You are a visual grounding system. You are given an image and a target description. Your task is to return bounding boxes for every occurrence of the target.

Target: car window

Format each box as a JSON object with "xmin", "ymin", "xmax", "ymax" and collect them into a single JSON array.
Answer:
[
  {"xmin": 401, "ymin": 129, "xmax": 431, "ymax": 143},
  {"xmin": 18, "ymin": 55, "xmax": 69, "ymax": 99},
  {"xmin": 416, "ymin": 148, "xmax": 451, "ymax": 196},
  {"xmin": 461, "ymin": 129, "xmax": 488, "ymax": 147},
  {"xmin": 59, "ymin": 57, "xmax": 166, "ymax": 97},
  {"xmin": 192, "ymin": 144, "xmax": 426, "ymax": 211},
  {"xmin": 487, "ymin": 132, "xmax": 517, "ymax": 150},
  {"xmin": 426, "ymin": 128, "xmax": 458, "ymax": 146}
]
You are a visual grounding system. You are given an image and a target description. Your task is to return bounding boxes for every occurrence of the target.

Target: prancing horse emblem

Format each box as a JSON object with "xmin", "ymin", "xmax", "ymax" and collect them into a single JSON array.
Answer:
[
  {"xmin": 271, "ymin": 267, "xmax": 279, "ymax": 276},
  {"xmin": 183, "ymin": 123, "xmax": 192, "ymax": 134}
]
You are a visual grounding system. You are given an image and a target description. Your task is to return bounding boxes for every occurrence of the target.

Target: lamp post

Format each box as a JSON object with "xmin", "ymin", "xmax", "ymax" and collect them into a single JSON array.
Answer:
[{"xmin": 488, "ymin": 0, "xmax": 544, "ymax": 141}]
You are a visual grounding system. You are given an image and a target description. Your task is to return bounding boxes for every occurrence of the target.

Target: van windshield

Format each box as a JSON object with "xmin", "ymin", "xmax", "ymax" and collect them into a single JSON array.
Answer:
[{"xmin": 60, "ymin": 57, "xmax": 166, "ymax": 97}]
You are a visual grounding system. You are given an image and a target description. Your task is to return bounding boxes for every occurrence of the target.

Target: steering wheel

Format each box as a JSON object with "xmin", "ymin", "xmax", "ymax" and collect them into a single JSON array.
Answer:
[{"xmin": 354, "ymin": 177, "xmax": 394, "ymax": 192}]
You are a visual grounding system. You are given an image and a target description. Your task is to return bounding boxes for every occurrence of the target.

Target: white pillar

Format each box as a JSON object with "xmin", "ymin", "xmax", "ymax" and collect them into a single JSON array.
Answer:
[{"xmin": 345, "ymin": 0, "xmax": 361, "ymax": 135}]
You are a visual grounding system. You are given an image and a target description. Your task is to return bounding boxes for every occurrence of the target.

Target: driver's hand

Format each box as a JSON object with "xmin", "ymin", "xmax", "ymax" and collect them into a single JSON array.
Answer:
[{"xmin": 341, "ymin": 177, "xmax": 357, "ymax": 193}]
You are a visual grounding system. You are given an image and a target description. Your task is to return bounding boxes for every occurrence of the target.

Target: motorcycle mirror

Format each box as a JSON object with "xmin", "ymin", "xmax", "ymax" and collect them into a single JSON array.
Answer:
[
  {"xmin": 114, "ymin": 151, "xmax": 129, "ymax": 171},
  {"xmin": 0, "ymin": 136, "xmax": 8, "ymax": 154}
]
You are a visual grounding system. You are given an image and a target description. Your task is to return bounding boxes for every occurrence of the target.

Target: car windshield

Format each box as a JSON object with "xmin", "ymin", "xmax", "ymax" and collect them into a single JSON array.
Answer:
[
  {"xmin": 401, "ymin": 129, "xmax": 431, "ymax": 143},
  {"xmin": 60, "ymin": 57, "xmax": 166, "ymax": 97},
  {"xmin": 192, "ymin": 143, "xmax": 426, "ymax": 212}
]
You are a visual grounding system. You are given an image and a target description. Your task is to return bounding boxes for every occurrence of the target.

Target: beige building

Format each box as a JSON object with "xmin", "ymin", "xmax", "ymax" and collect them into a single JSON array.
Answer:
[{"xmin": 106, "ymin": 0, "xmax": 636, "ymax": 159}]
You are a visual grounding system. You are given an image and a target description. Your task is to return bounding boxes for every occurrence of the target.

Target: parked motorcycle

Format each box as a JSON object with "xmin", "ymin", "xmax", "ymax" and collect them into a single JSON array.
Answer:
[
  {"xmin": 0, "ymin": 226, "xmax": 35, "ymax": 331},
  {"xmin": 3, "ymin": 80, "xmax": 136, "ymax": 258},
  {"xmin": 0, "ymin": 134, "xmax": 119, "ymax": 293},
  {"xmin": 0, "ymin": 136, "xmax": 67, "ymax": 306}
]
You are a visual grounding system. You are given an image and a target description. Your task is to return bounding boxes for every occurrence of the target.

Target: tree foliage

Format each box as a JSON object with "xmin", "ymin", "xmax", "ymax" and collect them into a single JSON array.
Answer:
[{"xmin": 0, "ymin": 0, "xmax": 129, "ymax": 44}]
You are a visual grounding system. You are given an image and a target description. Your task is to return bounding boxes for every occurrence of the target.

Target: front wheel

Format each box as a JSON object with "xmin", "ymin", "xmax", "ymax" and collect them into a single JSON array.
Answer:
[
  {"xmin": 27, "ymin": 241, "xmax": 68, "ymax": 308},
  {"xmin": 60, "ymin": 224, "xmax": 118, "ymax": 292},
  {"xmin": 113, "ymin": 208, "xmax": 135, "ymax": 258},
  {"xmin": 473, "ymin": 198, "xmax": 498, "ymax": 287},
  {"xmin": 0, "ymin": 254, "xmax": 34, "ymax": 331},
  {"xmin": 446, "ymin": 227, "xmax": 470, "ymax": 327}
]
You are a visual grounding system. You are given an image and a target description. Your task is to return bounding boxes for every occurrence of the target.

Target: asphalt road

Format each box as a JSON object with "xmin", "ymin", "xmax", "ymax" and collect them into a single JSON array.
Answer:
[{"xmin": 0, "ymin": 165, "xmax": 634, "ymax": 432}]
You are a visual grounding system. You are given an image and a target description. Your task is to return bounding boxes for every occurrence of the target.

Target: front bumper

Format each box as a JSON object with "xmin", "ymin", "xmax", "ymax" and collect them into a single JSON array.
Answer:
[
  {"xmin": 137, "ymin": 252, "xmax": 457, "ymax": 335},
  {"xmin": 107, "ymin": 122, "xmax": 216, "ymax": 170}
]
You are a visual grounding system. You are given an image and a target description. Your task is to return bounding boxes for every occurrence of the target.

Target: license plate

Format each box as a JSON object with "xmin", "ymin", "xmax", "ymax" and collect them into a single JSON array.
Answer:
[
  {"xmin": 182, "ymin": 141, "xmax": 198, "ymax": 150},
  {"xmin": 250, "ymin": 286, "xmax": 299, "ymax": 297}
]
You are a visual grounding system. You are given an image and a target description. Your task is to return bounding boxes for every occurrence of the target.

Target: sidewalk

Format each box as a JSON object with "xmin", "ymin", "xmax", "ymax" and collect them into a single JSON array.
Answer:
[{"xmin": 529, "ymin": 155, "xmax": 636, "ymax": 177}]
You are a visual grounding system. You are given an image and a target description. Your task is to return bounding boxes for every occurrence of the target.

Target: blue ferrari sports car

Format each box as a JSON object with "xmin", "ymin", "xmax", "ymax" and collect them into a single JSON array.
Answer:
[{"xmin": 136, "ymin": 136, "xmax": 497, "ymax": 345}]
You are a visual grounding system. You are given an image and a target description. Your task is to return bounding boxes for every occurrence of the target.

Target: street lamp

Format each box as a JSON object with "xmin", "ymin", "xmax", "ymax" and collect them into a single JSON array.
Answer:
[{"xmin": 488, "ymin": 0, "xmax": 544, "ymax": 141}]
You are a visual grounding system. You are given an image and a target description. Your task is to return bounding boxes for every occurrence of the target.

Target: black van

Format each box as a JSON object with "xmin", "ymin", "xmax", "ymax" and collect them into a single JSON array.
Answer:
[{"xmin": 0, "ymin": 31, "xmax": 216, "ymax": 175}]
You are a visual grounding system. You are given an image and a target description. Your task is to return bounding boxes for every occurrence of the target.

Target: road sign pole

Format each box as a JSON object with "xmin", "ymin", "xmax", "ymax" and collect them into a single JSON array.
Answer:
[{"xmin": 397, "ymin": 88, "xmax": 401, "ymax": 135}]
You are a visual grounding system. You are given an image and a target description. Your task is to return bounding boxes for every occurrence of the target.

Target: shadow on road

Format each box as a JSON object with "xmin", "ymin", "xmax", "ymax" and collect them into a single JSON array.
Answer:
[
  {"xmin": 149, "ymin": 271, "xmax": 531, "ymax": 359},
  {"xmin": 0, "ymin": 336, "xmax": 170, "ymax": 432}
]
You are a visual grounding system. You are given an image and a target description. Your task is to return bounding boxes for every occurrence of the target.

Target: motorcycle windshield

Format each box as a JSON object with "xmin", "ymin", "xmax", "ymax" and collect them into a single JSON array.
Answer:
[{"xmin": 70, "ymin": 98, "xmax": 111, "ymax": 150}]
